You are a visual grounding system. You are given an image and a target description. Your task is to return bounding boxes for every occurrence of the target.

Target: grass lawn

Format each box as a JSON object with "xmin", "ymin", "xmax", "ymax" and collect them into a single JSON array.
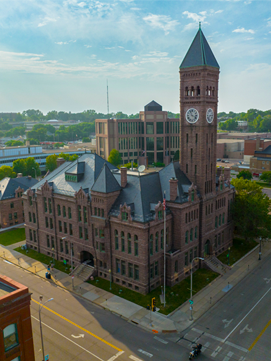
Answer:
[
  {"xmin": 254, "ymin": 181, "xmax": 271, "ymax": 189},
  {"xmin": 217, "ymin": 237, "xmax": 258, "ymax": 266},
  {"xmin": 0, "ymin": 228, "xmax": 26, "ymax": 246},
  {"xmin": 14, "ymin": 247, "xmax": 70, "ymax": 274},
  {"xmin": 89, "ymin": 268, "xmax": 219, "ymax": 315}
]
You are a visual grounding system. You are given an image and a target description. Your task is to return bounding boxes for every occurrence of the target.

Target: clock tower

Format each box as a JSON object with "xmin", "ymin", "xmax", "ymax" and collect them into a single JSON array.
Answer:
[{"xmin": 179, "ymin": 24, "xmax": 219, "ymax": 197}]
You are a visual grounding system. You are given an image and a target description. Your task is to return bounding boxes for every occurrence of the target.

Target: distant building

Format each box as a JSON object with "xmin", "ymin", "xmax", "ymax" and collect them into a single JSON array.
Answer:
[
  {"xmin": 244, "ymin": 138, "xmax": 271, "ymax": 163},
  {"xmin": 0, "ymin": 275, "xmax": 35, "ymax": 361},
  {"xmin": 216, "ymin": 139, "xmax": 244, "ymax": 159},
  {"xmin": 23, "ymin": 26, "xmax": 234, "ymax": 295},
  {"xmin": 250, "ymin": 145, "xmax": 271, "ymax": 173},
  {"xmin": 95, "ymin": 101, "xmax": 180, "ymax": 165},
  {"xmin": 0, "ymin": 175, "xmax": 38, "ymax": 228}
]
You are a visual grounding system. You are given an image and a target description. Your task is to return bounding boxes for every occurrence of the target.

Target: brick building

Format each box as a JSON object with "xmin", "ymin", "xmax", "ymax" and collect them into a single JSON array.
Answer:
[
  {"xmin": 0, "ymin": 276, "xmax": 35, "ymax": 361},
  {"xmin": 95, "ymin": 101, "xmax": 179, "ymax": 165},
  {"xmin": 23, "ymin": 26, "xmax": 234, "ymax": 294},
  {"xmin": 250, "ymin": 145, "xmax": 271, "ymax": 173},
  {"xmin": 0, "ymin": 175, "xmax": 38, "ymax": 228},
  {"xmin": 244, "ymin": 137, "xmax": 271, "ymax": 164}
]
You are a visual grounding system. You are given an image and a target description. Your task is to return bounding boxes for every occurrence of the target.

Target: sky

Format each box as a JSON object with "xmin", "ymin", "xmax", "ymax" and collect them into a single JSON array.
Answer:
[{"xmin": 0, "ymin": 0, "xmax": 270, "ymax": 115}]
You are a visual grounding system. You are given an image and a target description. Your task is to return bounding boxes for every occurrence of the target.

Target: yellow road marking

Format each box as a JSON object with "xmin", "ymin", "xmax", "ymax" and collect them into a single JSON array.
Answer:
[
  {"xmin": 248, "ymin": 319, "xmax": 271, "ymax": 351},
  {"xmin": 32, "ymin": 299, "xmax": 122, "ymax": 352}
]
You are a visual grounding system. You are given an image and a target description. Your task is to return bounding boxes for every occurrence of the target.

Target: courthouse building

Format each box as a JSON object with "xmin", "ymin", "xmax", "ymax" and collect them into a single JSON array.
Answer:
[{"xmin": 23, "ymin": 26, "xmax": 234, "ymax": 294}]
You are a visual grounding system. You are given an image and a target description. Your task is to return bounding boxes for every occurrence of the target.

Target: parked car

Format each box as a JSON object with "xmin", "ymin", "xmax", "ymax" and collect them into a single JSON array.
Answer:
[
  {"xmin": 217, "ymin": 158, "xmax": 221, "ymax": 161},
  {"xmin": 225, "ymin": 160, "xmax": 230, "ymax": 163},
  {"xmin": 221, "ymin": 160, "xmax": 225, "ymax": 163},
  {"xmin": 253, "ymin": 173, "xmax": 259, "ymax": 177}
]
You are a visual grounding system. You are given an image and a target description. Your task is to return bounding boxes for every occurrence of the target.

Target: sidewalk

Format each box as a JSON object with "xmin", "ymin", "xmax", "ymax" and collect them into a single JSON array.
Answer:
[{"xmin": 1, "ymin": 240, "xmax": 271, "ymax": 334}]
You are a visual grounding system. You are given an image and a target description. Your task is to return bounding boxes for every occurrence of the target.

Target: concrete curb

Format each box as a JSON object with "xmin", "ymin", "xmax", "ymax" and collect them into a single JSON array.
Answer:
[{"xmin": 231, "ymin": 244, "xmax": 259, "ymax": 267}]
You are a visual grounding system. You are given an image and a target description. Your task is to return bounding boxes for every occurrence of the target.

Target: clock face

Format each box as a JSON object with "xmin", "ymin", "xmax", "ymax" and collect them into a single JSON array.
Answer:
[
  {"xmin": 186, "ymin": 108, "xmax": 199, "ymax": 124},
  {"xmin": 206, "ymin": 108, "xmax": 214, "ymax": 124}
]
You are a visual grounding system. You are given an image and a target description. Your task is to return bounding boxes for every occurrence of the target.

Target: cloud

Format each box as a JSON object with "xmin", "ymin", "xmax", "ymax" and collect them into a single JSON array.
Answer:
[
  {"xmin": 77, "ymin": 2, "xmax": 86, "ymax": 7},
  {"xmin": 38, "ymin": 17, "xmax": 57, "ymax": 27},
  {"xmin": 84, "ymin": 45, "xmax": 92, "ymax": 48},
  {"xmin": 105, "ymin": 47, "xmax": 115, "ymax": 49},
  {"xmin": 55, "ymin": 42, "xmax": 68, "ymax": 45},
  {"xmin": 245, "ymin": 37, "xmax": 254, "ymax": 41},
  {"xmin": 182, "ymin": 11, "xmax": 208, "ymax": 31},
  {"xmin": 267, "ymin": 17, "xmax": 271, "ymax": 27},
  {"xmin": 143, "ymin": 14, "xmax": 179, "ymax": 35},
  {"xmin": 118, "ymin": 46, "xmax": 124, "ymax": 49},
  {"xmin": 215, "ymin": 10, "xmax": 223, "ymax": 14},
  {"xmin": 130, "ymin": 7, "xmax": 141, "ymax": 11},
  {"xmin": 233, "ymin": 27, "xmax": 255, "ymax": 34}
]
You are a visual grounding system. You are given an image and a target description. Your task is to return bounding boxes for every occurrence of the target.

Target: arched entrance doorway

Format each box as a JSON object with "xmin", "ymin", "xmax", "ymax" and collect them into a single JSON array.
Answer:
[
  {"xmin": 204, "ymin": 240, "xmax": 211, "ymax": 257},
  {"xmin": 80, "ymin": 251, "xmax": 94, "ymax": 266}
]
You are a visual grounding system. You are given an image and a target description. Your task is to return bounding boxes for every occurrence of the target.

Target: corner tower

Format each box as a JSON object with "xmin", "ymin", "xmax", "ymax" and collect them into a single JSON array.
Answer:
[{"xmin": 179, "ymin": 24, "xmax": 219, "ymax": 196}]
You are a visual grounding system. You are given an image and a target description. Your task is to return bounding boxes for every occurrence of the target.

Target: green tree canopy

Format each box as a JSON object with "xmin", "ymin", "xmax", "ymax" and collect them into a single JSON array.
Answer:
[
  {"xmin": 13, "ymin": 157, "xmax": 41, "ymax": 178},
  {"xmin": 45, "ymin": 153, "xmax": 79, "ymax": 172},
  {"xmin": 108, "ymin": 149, "xmax": 122, "ymax": 167},
  {"xmin": 5, "ymin": 140, "xmax": 24, "ymax": 146},
  {"xmin": 82, "ymin": 137, "xmax": 91, "ymax": 142},
  {"xmin": 0, "ymin": 166, "xmax": 16, "ymax": 180},
  {"xmin": 231, "ymin": 178, "xmax": 271, "ymax": 240},
  {"xmin": 123, "ymin": 162, "xmax": 138, "ymax": 169},
  {"xmin": 237, "ymin": 170, "xmax": 253, "ymax": 180},
  {"xmin": 260, "ymin": 171, "xmax": 271, "ymax": 185}
]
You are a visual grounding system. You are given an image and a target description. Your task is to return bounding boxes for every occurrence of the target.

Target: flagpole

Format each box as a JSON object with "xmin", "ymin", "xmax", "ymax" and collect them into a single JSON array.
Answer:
[{"xmin": 163, "ymin": 191, "xmax": 166, "ymax": 308}]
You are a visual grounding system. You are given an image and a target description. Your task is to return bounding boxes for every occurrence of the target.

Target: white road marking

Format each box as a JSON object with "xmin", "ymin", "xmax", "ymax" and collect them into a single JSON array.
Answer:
[
  {"xmin": 129, "ymin": 356, "xmax": 143, "ymax": 361},
  {"xmin": 201, "ymin": 342, "xmax": 210, "ymax": 352},
  {"xmin": 107, "ymin": 351, "xmax": 125, "ymax": 361},
  {"xmin": 71, "ymin": 333, "xmax": 84, "ymax": 338},
  {"xmin": 223, "ymin": 351, "xmax": 234, "ymax": 361},
  {"xmin": 138, "ymin": 349, "xmax": 153, "ymax": 358},
  {"xmin": 263, "ymin": 278, "xmax": 271, "ymax": 284},
  {"xmin": 211, "ymin": 346, "xmax": 222, "ymax": 357},
  {"xmin": 240, "ymin": 324, "xmax": 253, "ymax": 334},
  {"xmin": 223, "ymin": 285, "xmax": 271, "ymax": 343},
  {"xmin": 192, "ymin": 328, "xmax": 248, "ymax": 353},
  {"xmin": 222, "ymin": 319, "xmax": 233, "ymax": 328},
  {"xmin": 239, "ymin": 357, "xmax": 246, "ymax": 361},
  {"xmin": 32, "ymin": 316, "xmax": 104, "ymax": 361},
  {"xmin": 3, "ymin": 260, "xmax": 13, "ymax": 264},
  {"xmin": 154, "ymin": 336, "xmax": 168, "ymax": 344}
]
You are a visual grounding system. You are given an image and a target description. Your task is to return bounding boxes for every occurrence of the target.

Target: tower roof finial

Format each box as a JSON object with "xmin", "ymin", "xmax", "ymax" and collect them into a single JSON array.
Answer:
[{"xmin": 199, "ymin": 22, "xmax": 201, "ymax": 29}]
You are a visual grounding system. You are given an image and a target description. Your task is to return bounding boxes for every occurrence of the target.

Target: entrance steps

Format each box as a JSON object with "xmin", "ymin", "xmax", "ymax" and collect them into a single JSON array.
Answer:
[
  {"xmin": 71, "ymin": 263, "xmax": 94, "ymax": 281},
  {"xmin": 204, "ymin": 256, "xmax": 231, "ymax": 275}
]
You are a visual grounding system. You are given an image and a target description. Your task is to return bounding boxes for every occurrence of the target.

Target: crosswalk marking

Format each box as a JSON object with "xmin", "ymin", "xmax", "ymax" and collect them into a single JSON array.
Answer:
[
  {"xmin": 239, "ymin": 357, "xmax": 246, "ymax": 361},
  {"xmin": 211, "ymin": 346, "xmax": 222, "ymax": 357},
  {"xmin": 223, "ymin": 351, "xmax": 234, "ymax": 361}
]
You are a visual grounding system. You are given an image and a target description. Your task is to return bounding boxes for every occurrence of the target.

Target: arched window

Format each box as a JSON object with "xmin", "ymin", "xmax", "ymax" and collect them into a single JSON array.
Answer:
[
  {"xmin": 215, "ymin": 217, "xmax": 218, "ymax": 228},
  {"xmin": 115, "ymin": 230, "xmax": 119, "ymax": 250},
  {"xmin": 127, "ymin": 233, "xmax": 131, "ymax": 254},
  {"xmin": 185, "ymin": 86, "xmax": 189, "ymax": 96},
  {"xmin": 134, "ymin": 235, "xmax": 138, "ymax": 256},
  {"xmin": 219, "ymin": 214, "xmax": 221, "ymax": 226},
  {"xmin": 155, "ymin": 232, "xmax": 159, "ymax": 252},
  {"xmin": 208, "ymin": 87, "xmax": 211, "ymax": 96},
  {"xmin": 197, "ymin": 86, "xmax": 200, "ymax": 96},
  {"xmin": 191, "ymin": 86, "xmax": 194, "ymax": 96},
  {"xmin": 222, "ymin": 213, "xmax": 225, "ymax": 224},
  {"xmin": 3, "ymin": 324, "xmax": 18, "ymax": 351},
  {"xmin": 150, "ymin": 234, "xmax": 153, "ymax": 255},
  {"xmin": 121, "ymin": 231, "xmax": 125, "ymax": 252},
  {"xmin": 212, "ymin": 87, "xmax": 215, "ymax": 96},
  {"xmin": 191, "ymin": 190, "xmax": 195, "ymax": 202},
  {"xmin": 206, "ymin": 86, "xmax": 208, "ymax": 96}
]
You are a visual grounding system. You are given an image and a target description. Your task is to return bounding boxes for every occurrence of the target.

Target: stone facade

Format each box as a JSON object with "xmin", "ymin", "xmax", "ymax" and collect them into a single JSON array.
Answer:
[{"xmin": 23, "ymin": 27, "xmax": 234, "ymax": 295}]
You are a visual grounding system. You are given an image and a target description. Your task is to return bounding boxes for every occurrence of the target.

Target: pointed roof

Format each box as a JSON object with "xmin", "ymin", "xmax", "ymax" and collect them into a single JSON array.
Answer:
[
  {"xmin": 144, "ymin": 100, "xmax": 162, "ymax": 112},
  {"xmin": 91, "ymin": 163, "xmax": 121, "ymax": 193},
  {"xmin": 180, "ymin": 25, "xmax": 219, "ymax": 69}
]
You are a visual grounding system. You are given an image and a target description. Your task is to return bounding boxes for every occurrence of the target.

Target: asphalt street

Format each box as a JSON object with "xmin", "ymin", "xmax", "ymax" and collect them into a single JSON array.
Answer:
[
  {"xmin": 1, "ymin": 258, "xmax": 196, "ymax": 361},
  {"xmin": 179, "ymin": 252, "xmax": 271, "ymax": 361}
]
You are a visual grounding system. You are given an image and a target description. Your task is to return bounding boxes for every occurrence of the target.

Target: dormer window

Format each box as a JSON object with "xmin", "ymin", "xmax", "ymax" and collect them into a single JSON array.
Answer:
[
  {"xmin": 122, "ymin": 212, "xmax": 128, "ymax": 221},
  {"xmin": 158, "ymin": 210, "xmax": 163, "ymax": 220},
  {"xmin": 65, "ymin": 174, "xmax": 78, "ymax": 182}
]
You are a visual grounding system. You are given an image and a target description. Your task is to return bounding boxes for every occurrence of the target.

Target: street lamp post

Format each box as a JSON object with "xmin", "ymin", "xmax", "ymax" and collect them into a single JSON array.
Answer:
[
  {"xmin": 190, "ymin": 257, "xmax": 204, "ymax": 321},
  {"xmin": 259, "ymin": 237, "xmax": 262, "ymax": 260},
  {"xmin": 228, "ymin": 247, "xmax": 231, "ymax": 265},
  {"xmin": 39, "ymin": 295, "xmax": 53, "ymax": 361}
]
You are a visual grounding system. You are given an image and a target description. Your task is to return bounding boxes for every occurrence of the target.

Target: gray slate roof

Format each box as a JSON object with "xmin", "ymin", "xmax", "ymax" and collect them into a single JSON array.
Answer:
[
  {"xmin": 0, "ymin": 176, "xmax": 38, "ymax": 200},
  {"xmin": 144, "ymin": 100, "xmax": 162, "ymax": 112},
  {"xmin": 180, "ymin": 27, "xmax": 219, "ymax": 69},
  {"xmin": 31, "ymin": 153, "xmax": 117, "ymax": 198},
  {"xmin": 255, "ymin": 145, "xmax": 271, "ymax": 155},
  {"xmin": 92, "ymin": 163, "xmax": 121, "ymax": 193}
]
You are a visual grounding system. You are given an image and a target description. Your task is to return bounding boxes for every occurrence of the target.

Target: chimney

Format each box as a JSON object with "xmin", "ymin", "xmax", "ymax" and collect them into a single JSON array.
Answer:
[
  {"xmin": 169, "ymin": 177, "xmax": 178, "ymax": 201},
  {"xmin": 121, "ymin": 167, "xmax": 127, "ymax": 188},
  {"xmin": 25, "ymin": 140, "xmax": 30, "ymax": 147},
  {"xmin": 224, "ymin": 167, "xmax": 231, "ymax": 182},
  {"xmin": 217, "ymin": 167, "xmax": 223, "ymax": 177},
  {"xmin": 57, "ymin": 157, "xmax": 66, "ymax": 168},
  {"xmin": 28, "ymin": 175, "xmax": 32, "ymax": 180},
  {"xmin": 17, "ymin": 173, "xmax": 23, "ymax": 178},
  {"xmin": 256, "ymin": 137, "xmax": 260, "ymax": 151}
]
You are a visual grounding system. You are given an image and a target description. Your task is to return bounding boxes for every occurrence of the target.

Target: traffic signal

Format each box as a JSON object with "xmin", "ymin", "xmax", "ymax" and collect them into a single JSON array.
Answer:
[{"xmin": 152, "ymin": 297, "xmax": 156, "ymax": 312}]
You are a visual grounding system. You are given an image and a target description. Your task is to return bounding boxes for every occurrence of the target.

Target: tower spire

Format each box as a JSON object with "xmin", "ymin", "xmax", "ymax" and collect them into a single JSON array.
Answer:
[{"xmin": 199, "ymin": 22, "xmax": 201, "ymax": 29}]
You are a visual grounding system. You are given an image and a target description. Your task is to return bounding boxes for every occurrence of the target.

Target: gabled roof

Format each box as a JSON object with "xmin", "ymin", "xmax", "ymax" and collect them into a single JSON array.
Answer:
[
  {"xmin": 0, "ymin": 176, "xmax": 38, "ymax": 200},
  {"xmin": 180, "ymin": 26, "xmax": 219, "ymax": 69},
  {"xmin": 144, "ymin": 100, "xmax": 162, "ymax": 112},
  {"xmin": 255, "ymin": 145, "xmax": 271, "ymax": 155},
  {"xmin": 92, "ymin": 163, "xmax": 121, "ymax": 193}
]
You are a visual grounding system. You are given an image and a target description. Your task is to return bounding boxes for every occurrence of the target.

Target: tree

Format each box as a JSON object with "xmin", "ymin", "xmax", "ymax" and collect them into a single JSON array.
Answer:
[
  {"xmin": 0, "ymin": 166, "xmax": 16, "ymax": 180},
  {"xmin": 82, "ymin": 137, "xmax": 91, "ymax": 143},
  {"xmin": 5, "ymin": 140, "xmax": 24, "ymax": 146},
  {"xmin": 260, "ymin": 171, "xmax": 271, "ymax": 185},
  {"xmin": 27, "ymin": 138, "xmax": 40, "ymax": 145},
  {"xmin": 45, "ymin": 154, "xmax": 58, "ymax": 172},
  {"xmin": 108, "ymin": 149, "xmax": 122, "ymax": 167},
  {"xmin": 231, "ymin": 178, "xmax": 271, "ymax": 241},
  {"xmin": 237, "ymin": 170, "xmax": 252, "ymax": 181},
  {"xmin": 123, "ymin": 162, "xmax": 138, "ymax": 169},
  {"xmin": 13, "ymin": 157, "xmax": 41, "ymax": 178}
]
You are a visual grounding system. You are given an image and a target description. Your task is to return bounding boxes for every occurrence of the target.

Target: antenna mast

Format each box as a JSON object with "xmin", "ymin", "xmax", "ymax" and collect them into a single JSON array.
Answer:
[{"xmin": 107, "ymin": 79, "xmax": 109, "ymax": 116}]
